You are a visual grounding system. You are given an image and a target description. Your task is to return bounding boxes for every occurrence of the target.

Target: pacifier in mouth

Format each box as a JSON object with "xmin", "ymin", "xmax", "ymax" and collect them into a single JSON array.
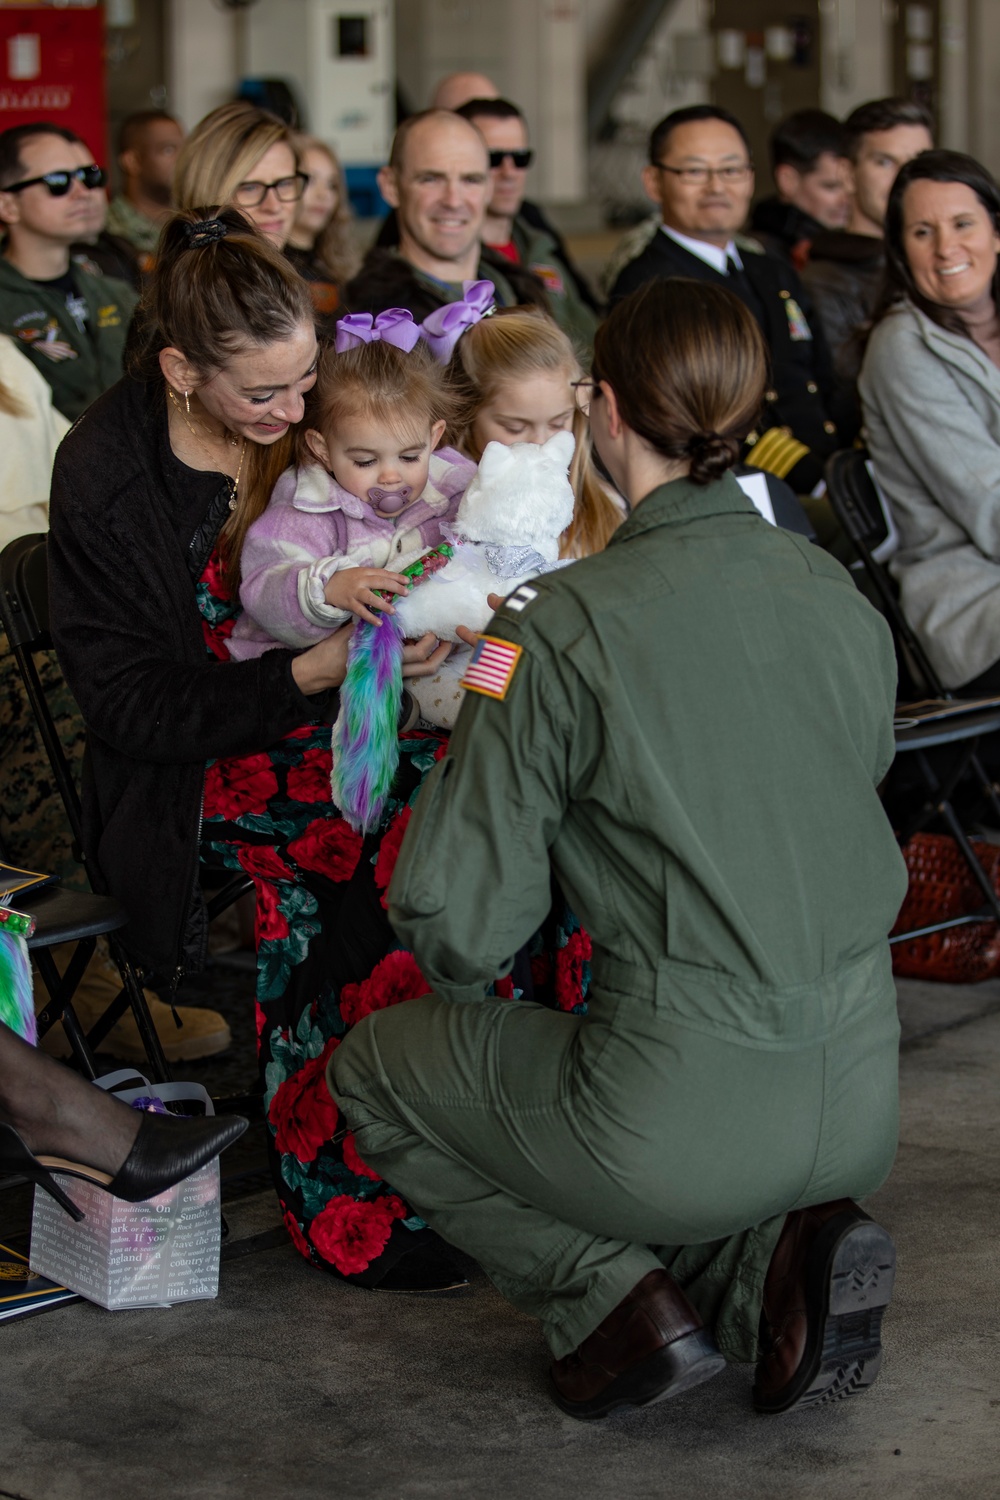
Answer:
[{"xmin": 368, "ymin": 485, "xmax": 413, "ymax": 516}]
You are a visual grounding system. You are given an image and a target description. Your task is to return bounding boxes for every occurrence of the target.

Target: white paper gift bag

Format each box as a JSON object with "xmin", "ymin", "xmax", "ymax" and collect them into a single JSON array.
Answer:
[{"xmin": 28, "ymin": 1077, "xmax": 223, "ymax": 1311}]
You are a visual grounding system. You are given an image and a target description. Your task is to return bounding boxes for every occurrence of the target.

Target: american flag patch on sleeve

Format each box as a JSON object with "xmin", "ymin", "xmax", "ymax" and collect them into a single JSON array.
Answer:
[{"xmin": 460, "ymin": 635, "xmax": 523, "ymax": 700}]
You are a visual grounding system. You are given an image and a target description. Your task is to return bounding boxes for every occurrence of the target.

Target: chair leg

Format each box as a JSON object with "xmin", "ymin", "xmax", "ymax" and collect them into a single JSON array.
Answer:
[
  {"xmin": 914, "ymin": 747, "xmax": 1000, "ymax": 924},
  {"xmin": 968, "ymin": 750, "xmax": 1000, "ymax": 827},
  {"xmin": 935, "ymin": 798, "xmax": 1000, "ymax": 924},
  {"xmin": 32, "ymin": 940, "xmax": 100, "ymax": 1080},
  {"xmin": 106, "ymin": 936, "xmax": 173, "ymax": 1084}
]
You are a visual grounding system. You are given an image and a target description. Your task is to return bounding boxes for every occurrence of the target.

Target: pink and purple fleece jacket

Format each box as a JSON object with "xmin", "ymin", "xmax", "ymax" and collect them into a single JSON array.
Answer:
[{"xmin": 228, "ymin": 446, "xmax": 476, "ymax": 660}]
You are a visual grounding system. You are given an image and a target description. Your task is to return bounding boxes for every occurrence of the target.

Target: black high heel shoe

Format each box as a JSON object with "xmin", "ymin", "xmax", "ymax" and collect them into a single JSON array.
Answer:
[{"xmin": 0, "ymin": 1113, "xmax": 249, "ymax": 1222}]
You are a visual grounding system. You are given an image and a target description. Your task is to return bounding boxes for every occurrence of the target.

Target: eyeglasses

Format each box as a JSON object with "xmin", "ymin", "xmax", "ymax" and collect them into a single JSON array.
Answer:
[
  {"xmin": 488, "ymin": 149, "xmax": 534, "ymax": 171},
  {"xmin": 4, "ymin": 164, "xmax": 106, "ymax": 196},
  {"xmin": 232, "ymin": 172, "xmax": 308, "ymax": 208},
  {"xmin": 570, "ymin": 378, "xmax": 598, "ymax": 414},
  {"xmin": 652, "ymin": 163, "xmax": 752, "ymax": 186}
]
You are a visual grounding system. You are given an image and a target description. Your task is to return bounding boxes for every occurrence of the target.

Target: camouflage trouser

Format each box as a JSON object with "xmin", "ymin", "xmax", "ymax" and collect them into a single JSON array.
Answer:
[{"xmin": 0, "ymin": 636, "xmax": 86, "ymax": 888}]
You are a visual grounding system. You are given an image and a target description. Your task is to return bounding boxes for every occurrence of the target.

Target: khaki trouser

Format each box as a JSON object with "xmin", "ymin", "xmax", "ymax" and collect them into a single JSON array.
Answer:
[{"xmin": 329, "ymin": 952, "xmax": 900, "ymax": 1361}]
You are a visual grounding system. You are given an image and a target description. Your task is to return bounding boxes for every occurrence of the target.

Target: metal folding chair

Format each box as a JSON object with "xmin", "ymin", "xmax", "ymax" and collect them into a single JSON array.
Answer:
[
  {"xmin": 0, "ymin": 534, "xmax": 177, "ymax": 1077},
  {"xmin": 826, "ymin": 449, "xmax": 1000, "ymax": 945}
]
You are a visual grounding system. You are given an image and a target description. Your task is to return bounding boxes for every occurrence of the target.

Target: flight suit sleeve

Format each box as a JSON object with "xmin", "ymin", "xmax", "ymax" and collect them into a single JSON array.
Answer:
[{"xmin": 387, "ymin": 610, "xmax": 589, "ymax": 1005}]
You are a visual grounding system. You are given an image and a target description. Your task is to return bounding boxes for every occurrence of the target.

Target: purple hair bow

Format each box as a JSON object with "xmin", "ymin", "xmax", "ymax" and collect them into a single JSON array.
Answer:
[
  {"xmin": 420, "ymin": 280, "xmax": 496, "ymax": 363},
  {"xmin": 334, "ymin": 308, "xmax": 422, "ymax": 354}
]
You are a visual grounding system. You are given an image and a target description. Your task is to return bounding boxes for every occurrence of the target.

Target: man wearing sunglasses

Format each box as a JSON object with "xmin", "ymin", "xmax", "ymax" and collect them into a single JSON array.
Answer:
[
  {"xmin": 347, "ymin": 110, "xmax": 550, "ymax": 324},
  {"xmin": 455, "ymin": 98, "xmax": 599, "ymax": 355},
  {"xmin": 0, "ymin": 123, "xmax": 137, "ymax": 421},
  {"xmin": 608, "ymin": 106, "xmax": 844, "ymax": 501}
]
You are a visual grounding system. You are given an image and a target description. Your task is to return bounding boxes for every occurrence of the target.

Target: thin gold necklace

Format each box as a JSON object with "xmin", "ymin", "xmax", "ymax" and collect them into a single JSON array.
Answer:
[
  {"xmin": 167, "ymin": 385, "xmax": 239, "ymax": 448},
  {"xmin": 229, "ymin": 438, "xmax": 247, "ymax": 511}
]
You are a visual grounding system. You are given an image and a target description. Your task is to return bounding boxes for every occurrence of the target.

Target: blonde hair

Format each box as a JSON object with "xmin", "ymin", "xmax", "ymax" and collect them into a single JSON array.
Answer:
[
  {"xmin": 291, "ymin": 134, "xmax": 360, "ymax": 287},
  {"xmin": 446, "ymin": 308, "xmax": 622, "ymax": 559},
  {"xmin": 173, "ymin": 102, "xmax": 299, "ymax": 215}
]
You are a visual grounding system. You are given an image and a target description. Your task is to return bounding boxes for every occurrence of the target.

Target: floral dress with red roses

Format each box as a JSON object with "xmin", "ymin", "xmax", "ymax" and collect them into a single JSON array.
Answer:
[{"xmin": 196, "ymin": 549, "xmax": 589, "ymax": 1284}]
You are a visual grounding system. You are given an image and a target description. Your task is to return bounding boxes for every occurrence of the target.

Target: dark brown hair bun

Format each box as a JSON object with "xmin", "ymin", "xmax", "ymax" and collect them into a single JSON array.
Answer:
[
  {"xmin": 686, "ymin": 430, "xmax": 740, "ymax": 485},
  {"xmin": 593, "ymin": 278, "xmax": 767, "ymax": 486}
]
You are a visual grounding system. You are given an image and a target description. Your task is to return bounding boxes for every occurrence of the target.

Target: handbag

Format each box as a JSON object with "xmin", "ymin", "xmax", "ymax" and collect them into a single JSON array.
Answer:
[{"xmin": 890, "ymin": 831, "xmax": 1000, "ymax": 983}]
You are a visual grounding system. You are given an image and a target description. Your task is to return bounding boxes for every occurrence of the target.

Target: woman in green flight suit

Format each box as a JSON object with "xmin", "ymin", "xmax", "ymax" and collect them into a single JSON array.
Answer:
[{"xmin": 329, "ymin": 278, "xmax": 907, "ymax": 1421}]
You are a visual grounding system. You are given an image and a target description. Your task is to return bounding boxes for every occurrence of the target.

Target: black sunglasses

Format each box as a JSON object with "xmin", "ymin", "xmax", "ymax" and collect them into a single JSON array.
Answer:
[
  {"xmin": 488, "ymin": 149, "xmax": 533, "ymax": 170},
  {"xmin": 5, "ymin": 164, "xmax": 106, "ymax": 196}
]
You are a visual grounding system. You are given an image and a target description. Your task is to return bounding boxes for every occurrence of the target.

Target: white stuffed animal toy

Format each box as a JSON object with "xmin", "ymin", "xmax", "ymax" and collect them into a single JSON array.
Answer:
[
  {"xmin": 395, "ymin": 429, "xmax": 576, "ymax": 727},
  {"xmin": 330, "ymin": 430, "xmax": 577, "ymax": 832}
]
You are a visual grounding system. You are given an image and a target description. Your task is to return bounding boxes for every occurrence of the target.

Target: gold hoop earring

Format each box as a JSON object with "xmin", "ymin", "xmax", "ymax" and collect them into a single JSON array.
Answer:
[{"xmin": 184, "ymin": 390, "xmax": 191, "ymax": 416}]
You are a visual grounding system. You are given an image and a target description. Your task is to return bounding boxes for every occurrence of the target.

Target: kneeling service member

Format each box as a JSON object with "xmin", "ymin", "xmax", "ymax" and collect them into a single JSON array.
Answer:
[{"xmin": 329, "ymin": 277, "xmax": 905, "ymax": 1421}]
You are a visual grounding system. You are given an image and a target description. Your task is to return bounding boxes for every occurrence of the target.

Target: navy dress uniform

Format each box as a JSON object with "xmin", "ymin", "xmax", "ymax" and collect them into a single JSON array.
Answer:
[
  {"xmin": 329, "ymin": 472, "xmax": 907, "ymax": 1374},
  {"xmin": 609, "ymin": 233, "xmax": 843, "ymax": 493}
]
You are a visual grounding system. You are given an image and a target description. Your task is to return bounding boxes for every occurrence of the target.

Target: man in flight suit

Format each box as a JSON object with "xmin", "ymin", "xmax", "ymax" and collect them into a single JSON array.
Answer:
[
  {"xmin": 0, "ymin": 123, "xmax": 136, "ymax": 421},
  {"xmin": 329, "ymin": 283, "xmax": 906, "ymax": 1420}
]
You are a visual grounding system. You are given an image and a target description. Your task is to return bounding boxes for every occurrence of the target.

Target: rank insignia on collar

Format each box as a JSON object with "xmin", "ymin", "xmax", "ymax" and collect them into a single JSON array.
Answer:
[
  {"xmin": 504, "ymin": 583, "xmax": 538, "ymax": 614},
  {"xmin": 461, "ymin": 635, "xmax": 523, "ymax": 700}
]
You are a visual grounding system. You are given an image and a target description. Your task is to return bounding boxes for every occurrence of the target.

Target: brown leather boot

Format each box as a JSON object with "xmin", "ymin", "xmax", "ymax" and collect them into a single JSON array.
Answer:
[
  {"xmin": 550, "ymin": 1268, "xmax": 725, "ymax": 1420},
  {"xmin": 753, "ymin": 1199, "xmax": 896, "ymax": 1415}
]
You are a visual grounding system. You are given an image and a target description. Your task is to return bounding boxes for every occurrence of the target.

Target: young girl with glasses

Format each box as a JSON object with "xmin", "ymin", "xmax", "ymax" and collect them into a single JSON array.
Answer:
[{"xmin": 285, "ymin": 135, "xmax": 360, "ymax": 333}]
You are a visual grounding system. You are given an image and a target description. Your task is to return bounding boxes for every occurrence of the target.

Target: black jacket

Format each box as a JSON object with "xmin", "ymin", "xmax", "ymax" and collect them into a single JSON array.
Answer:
[
  {"xmin": 749, "ymin": 196, "xmax": 825, "ymax": 267},
  {"xmin": 373, "ymin": 201, "xmax": 603, "ymax": 313},
  {"xmin": 48, "ymin": 376, "xmax": 333, "ymax": 984},
  {"xmin": 345, "ymin": 245, "xmax": 550, "ymax": 322},
  {"xmin": 800, "ymin": 231, "xmax": 884, "ymax": 383},
  {"xmin": 609, "ymin": 231, "xmax": 842, "ymax": 492}
]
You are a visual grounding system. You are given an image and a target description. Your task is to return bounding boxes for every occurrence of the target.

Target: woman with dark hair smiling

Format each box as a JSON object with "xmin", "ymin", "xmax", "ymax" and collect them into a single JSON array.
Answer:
[
  {"xmin": 860, "ymin": 149, "xmax": 1000, "ymax": 692},
  {"xmin": 46, "ymin": 207, "xmax": 454, "ymax": 1291},
  {"xmin": 329, "ymin": 277, "xmax": 906, "ymax": 1421}
]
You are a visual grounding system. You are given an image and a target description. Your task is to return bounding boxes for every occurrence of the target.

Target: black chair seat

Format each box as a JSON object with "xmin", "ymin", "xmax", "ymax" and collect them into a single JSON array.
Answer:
[
  {"xmin": 1, "ymin": 532, "xmax": 171, "ymax": 1079},
  {"xmin": 18, "ymin": 885, "xmax": 127, "ymax": 949},
  {"xmin": 895, "ymin": 707, "xmax": 1000, "ymax": 752},
  {"xmin": 825, "ymin": 448, "xmax": 1000, "ymax": 949}
]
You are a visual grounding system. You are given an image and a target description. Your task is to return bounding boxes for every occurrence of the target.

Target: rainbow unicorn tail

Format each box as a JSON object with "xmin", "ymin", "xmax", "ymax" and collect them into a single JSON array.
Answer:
[
  {"xmin": 0, "ymin": 929, "xmax": 36, "ymax": 1045},
  {"xmin": 330, "ymin": 615, "xmax": 405, "ymax": 834}
]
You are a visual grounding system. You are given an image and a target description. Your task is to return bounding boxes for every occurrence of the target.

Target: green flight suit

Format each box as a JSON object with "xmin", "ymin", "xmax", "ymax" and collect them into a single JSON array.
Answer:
[
  {"xmin": 330, "ymin": 473, "xmax": 908, "ymax": 1362},
  {"xmin": 0, "ymin": 256, "xmax": 136, "ymax": 421},
  {"xmin": 105, "ymin": 194, "xmax": 161, "ymax": 258}
]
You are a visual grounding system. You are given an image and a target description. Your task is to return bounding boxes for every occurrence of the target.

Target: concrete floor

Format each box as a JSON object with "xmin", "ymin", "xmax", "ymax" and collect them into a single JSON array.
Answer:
[{"xmin": 2, "ymin": 976, "xmax": 999, "ymax": 1500}]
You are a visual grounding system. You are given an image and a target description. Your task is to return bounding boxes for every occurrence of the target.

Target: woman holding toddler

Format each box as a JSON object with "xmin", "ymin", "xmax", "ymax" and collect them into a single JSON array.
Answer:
[{"xmin": 49, "ymin": 212, "xmax": 615, "ymax": 1290}]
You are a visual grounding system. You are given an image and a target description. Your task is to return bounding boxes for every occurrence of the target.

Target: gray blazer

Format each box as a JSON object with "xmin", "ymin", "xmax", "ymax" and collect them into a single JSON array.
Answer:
[{"xmin": 859, "ymin": 299, "xmax": 1000, "ymax": 689}]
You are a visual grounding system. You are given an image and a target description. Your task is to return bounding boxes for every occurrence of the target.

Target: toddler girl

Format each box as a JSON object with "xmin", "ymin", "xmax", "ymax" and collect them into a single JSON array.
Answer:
[{"xmin": 228, "ymin": 309, "xmax": 474, "ymax": 659}]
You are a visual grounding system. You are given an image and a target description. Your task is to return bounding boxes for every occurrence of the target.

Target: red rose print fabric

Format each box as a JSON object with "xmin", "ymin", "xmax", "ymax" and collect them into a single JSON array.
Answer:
[
  {"xmin": 196, "ymin": 552, "xmax": 590, "ymax": 1285},
  {"xmin": 269, "ymin": 1037, "xmax": 340, "ymax": 1162},
  {"xmin": 310, "ymin": 1194, "xmax": 407, "ymax": 1276},
  {"xmin": 338, "ymin": 950, "xmax": 431, "ymax": 1026}
]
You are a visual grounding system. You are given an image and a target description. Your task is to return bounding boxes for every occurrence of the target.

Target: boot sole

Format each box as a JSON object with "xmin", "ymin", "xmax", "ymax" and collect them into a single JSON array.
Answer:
[
  {"xmin": 551, "ymin": 1327, "xmax": 726, "ymax": 1421},
  {"xmin": 754, "ymin": 1211, "xmax": 896, "ymax": 1415}
]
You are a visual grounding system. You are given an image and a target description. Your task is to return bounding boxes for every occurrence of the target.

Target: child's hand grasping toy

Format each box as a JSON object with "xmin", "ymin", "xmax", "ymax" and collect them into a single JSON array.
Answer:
[
  {"xmin": 323, "ymin": 565, "xmax": 412, "ymax": 626},
  {"xmin": 227, "ymin": 307, "xmax": 475, "ymax": 660}
]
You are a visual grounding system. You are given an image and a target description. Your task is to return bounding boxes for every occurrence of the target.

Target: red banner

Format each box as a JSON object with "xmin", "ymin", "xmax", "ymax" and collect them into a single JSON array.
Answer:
[{"xmin": 0, "ymin": 6, "xmax": 106, "ymax": 165}]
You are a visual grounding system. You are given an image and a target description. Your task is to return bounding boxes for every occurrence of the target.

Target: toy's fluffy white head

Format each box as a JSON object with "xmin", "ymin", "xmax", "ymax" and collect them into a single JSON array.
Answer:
[{"xmin": 454, "ymin": 431, "xmax": 576, "ymax": 547}]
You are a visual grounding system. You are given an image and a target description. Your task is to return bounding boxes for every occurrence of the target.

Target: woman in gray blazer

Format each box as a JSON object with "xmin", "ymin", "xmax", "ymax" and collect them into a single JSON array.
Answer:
[{"xmin": 860, "ymin": 150, "xmax": 1000, "ymax": 692}]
